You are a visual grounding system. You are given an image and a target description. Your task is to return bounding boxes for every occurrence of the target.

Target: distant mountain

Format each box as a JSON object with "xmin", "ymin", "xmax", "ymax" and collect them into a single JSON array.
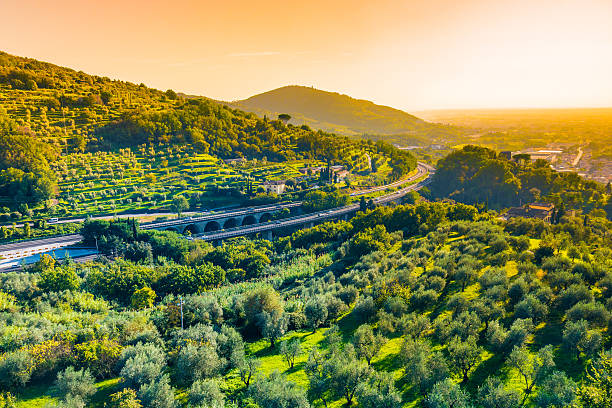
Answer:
[{"xmin": 230, "ymin": 85, "xmax": 439, "ymax": 137}]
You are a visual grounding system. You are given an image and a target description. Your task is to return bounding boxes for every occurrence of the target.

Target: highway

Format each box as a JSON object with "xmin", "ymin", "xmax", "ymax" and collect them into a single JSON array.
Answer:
[
  {"xmin": 0, "ymin": 201, "xmax": 301, "ymax": 261},
  {"xmin": 0, "ymin": 235, "xmax": 83, "ymax": 264},
  {"xmin": 197, "ymin": 162, "xmax": 433, "ymax": 241},
  {"xmin": 2, "ymin": 211, "xmax": 200, "ymax": 229},
  {"xmin": 349, "ymin": 163, "xmax": 431, "ymax": 197},
  {"xmin": 0, "ymin": 162, "xmax": 433, "ymax": 268},
  {"xmin": 1, "ymin": 203, "xmax": 300, "ymax": 229},
  {"xmin": 141, "ymin": 202, "xmax": 302, "ymax": 229}
]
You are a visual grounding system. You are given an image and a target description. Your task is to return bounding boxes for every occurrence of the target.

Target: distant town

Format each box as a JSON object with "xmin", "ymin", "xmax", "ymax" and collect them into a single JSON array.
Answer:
[{"xmin": 399, "ymin": 144, "xmax": 611, "ymax": 184}]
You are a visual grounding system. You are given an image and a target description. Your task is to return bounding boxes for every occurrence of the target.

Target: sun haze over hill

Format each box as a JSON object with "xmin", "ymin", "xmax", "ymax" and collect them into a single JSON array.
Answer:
[{"xmin": 231, "ymin": 85, "xmax": 431, "ymax": 136}]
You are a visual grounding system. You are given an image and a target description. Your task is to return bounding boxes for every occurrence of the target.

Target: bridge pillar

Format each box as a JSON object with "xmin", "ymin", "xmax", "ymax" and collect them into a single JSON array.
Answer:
[
  {"xmin": 342, "ymin": 214, "xmax": 349, "ymax": 221},
  {"xmin": 263, "ymin": 230, "xmax": 273, "ymax": 241},
  {"xmin": 305, "ymin": 222, "xmax": 314, "ymax": 229}
]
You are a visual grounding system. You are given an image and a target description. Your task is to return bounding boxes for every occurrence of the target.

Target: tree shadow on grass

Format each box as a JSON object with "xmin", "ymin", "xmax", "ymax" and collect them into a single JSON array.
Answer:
[
  {"xmin": 252, "ymin": 343, "xmax": 278, "ymax": 358},
  {"xmin": 91, "ymin": 378, "xmax": 122, "ymax": 407},
  {"xmin": 531, "ymin": 311, "xmax": 564, "ymax": 348},
  {"xmin": 467, "ymin": 351, "xmax": 507, "ymax": 393},
  {"xmin": 336, "ymin": 312, "xmax": 361, "ymax": 343},
  {"xmin": 395, "ymin": 375, "xmax": 421, "ymax": 404},
  {"xmin": 285, "ymin": 360, "xmax": 306, "ymax": 375},
  {"xmin": 373, "ymin": 351, "xmax": 403, "ymax": 372},
  {"xmin": 530, "ymin": 311, "xmax": 586, "ymax": 381}
]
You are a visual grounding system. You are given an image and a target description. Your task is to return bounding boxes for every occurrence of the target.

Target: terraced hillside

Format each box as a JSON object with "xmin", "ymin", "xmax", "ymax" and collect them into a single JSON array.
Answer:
[{"xmin": 0, "ymin": 51, "xmax": 417, "ymax": 220}]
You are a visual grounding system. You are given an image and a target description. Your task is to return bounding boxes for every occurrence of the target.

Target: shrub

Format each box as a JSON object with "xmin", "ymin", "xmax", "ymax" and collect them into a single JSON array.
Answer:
[
  {"xmin": 137, "ymin": 374, "xmax": 176, "ymax": 408},
  {"xmin": 108, "ymin": 388, "xmax": 142, "ymax": 408},
  {"xmin": 175, "ymin": 343, "xmax": 223, "ymax": 386},
  {"xmin": 304, "ymin": 298, "xmax": 328, "ymax": 333},
  {"xmin": 55, "ymin": 366, "xmax": 96, "ymax": 402},
  {"xmin": 0, "ymin": 350, "xmax": 32, "ymax": 390},
  {"xmin": 131, "ymin": 287, "xmax": 156, "ymax": 310},
  {"xmin": 38, "ymin": 266, "xmax": 79, "ymax": 292},
  {"xmin": 188, "ymin": 379, "xmax": 224, "ymax": 408},
  {"xmin": 74, "ymin": 338, "xmax": 122, "ymax": 379},
  {"xmin": 119, "ymin": 343, "xmax": 166, "ymax": 389}
]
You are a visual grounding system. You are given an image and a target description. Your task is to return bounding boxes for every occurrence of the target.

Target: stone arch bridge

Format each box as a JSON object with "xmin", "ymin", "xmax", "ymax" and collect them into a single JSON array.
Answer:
[{"xmin": 141, "ymin": 202, "xmax": 301, "ymax": 235}]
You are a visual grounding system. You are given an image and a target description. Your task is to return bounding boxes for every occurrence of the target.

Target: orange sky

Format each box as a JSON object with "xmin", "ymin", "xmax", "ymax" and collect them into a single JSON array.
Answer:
[{"xmin": 1, "ymin": 0, "xmax": 611, "ymax": 111}]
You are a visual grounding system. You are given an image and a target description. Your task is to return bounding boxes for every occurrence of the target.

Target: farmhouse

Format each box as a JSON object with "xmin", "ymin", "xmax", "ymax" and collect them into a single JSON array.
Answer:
[
  {"xmin": 224, "ymin": 157, "xmax": 247, "ymax": 166},
  {"xmin": 502, "ymin": 202, "xmax": 555, "ymax": 223},
  {"xmin": 334, "ymin": 169, "xmax": 350, "ymax": 182},
  {"xmin": 299, "ymin": 166, "xmax": 324, "ymax": 176},
  {"xmin": 262, "ymin": 180, "xmax": 286, "ymax": 195}
]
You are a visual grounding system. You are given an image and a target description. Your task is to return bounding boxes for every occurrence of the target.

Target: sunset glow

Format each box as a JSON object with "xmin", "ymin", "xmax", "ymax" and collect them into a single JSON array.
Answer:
[{"xmin": 2, "ymin": 0, "xmax": 612, "ymax": 110}]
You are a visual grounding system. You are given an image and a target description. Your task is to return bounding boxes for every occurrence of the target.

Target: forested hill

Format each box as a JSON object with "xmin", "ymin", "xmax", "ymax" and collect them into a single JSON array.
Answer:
[
  {"xmin": 0, "ymin": 51, "xmax": 417, "ymax": 209},
  {"xmin": 0, "ymin": 51, "xmax": 415, "ymax": 166},
  {"xmin": 230, "ymin": 85, "xmax": 446, "ymax": 137},
  {"xmin": 428, "ymin": 145, "xmax": 610, "ymax": 217}
]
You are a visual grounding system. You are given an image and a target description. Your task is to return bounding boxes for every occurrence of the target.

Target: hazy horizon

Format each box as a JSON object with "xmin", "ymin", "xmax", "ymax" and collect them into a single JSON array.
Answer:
[{"xmin": 2, "ymin": 0, "xmax": 612, "ymax": 111}]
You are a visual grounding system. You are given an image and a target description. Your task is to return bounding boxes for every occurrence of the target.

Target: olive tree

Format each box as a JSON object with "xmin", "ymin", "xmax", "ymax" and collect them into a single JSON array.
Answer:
[
  {"xmin": 448, "ymin": 336, "xmax": 482, "ymax": 383},
  {"xmin": 399, "ymin": 336, "xmax": 448, "ymax": 392},
  {"xmin": 188, "ymin": 379, "xmax": 225, "ymax": 408},
  {"xmin": 507, "ymin": 345, "xmax": 555, "ymax": 395},
  {"xmin": 477, "ymin": 377, "xmax": 521, "ymax": 408},
  {"xmin": 534, "ymin": 371, "xmax": 577, "ymax": 408},
  {"xmin": 424, "ymin": 379, "xmax": 472, "ymax": 408},
  {"xmin": 356, "ymin": 371, "xmax": 402, "ymax": 408},
  {"xmin": 352, "ymin": 324, "xmax": 385, "ymax": 365},
  {"xmin": 280, "ymin": 338, "xmax": 302, "ymax": 369},
  {"xmin": 251, "ymin": 371, "xmax": 310, "ymax": 408},
  {"xmin": 55, "ymin": 367, "xmax": 96, "ymax": 404},
  {"xmin": 304, "ymin": 298, "xmax": 328, "ymax": 333}
]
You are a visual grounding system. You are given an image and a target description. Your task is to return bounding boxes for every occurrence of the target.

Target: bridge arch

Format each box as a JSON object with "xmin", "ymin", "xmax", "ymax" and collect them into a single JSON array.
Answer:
[
  {"xmin": 184, "ymin": 224, "xmax": 200, "ymax": 235},
  {"xmin": 223, "ymin": 218, "xmax": 238, "ymax": 229},
  {"xmin": 204, "ymin": 221, "xmax": 221, "ymax": 232},
  {"xmin": 242, "ymin": 215, "xmax": 257, "ymax": 226},
  {"xmin": 259, "ymin": 212, "xmax": 273, "ymax": 223}
]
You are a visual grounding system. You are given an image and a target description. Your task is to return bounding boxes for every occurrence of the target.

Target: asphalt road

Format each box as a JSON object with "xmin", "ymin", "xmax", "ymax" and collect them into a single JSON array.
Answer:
[
  {"xmin": 198, "ymin": 162, "xmax": 432, "ymax": 241},
  {"xmin": 144, "ymin": 202, "xmax": 301, "ymax": 229},
  {"xmin": 349, "ymin": 163, "xmax": 430, "ymax": 197},
  {"xmin": 0, "ymin": 162, "xmax": 433, "ymax": 268},
  {"xmin": 0, "ymin": 202, "xmax": 300, "ymax": 255},
  {"xmin": 0, "ymin": 234, "xmax": 82, "ymax": 253}
]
